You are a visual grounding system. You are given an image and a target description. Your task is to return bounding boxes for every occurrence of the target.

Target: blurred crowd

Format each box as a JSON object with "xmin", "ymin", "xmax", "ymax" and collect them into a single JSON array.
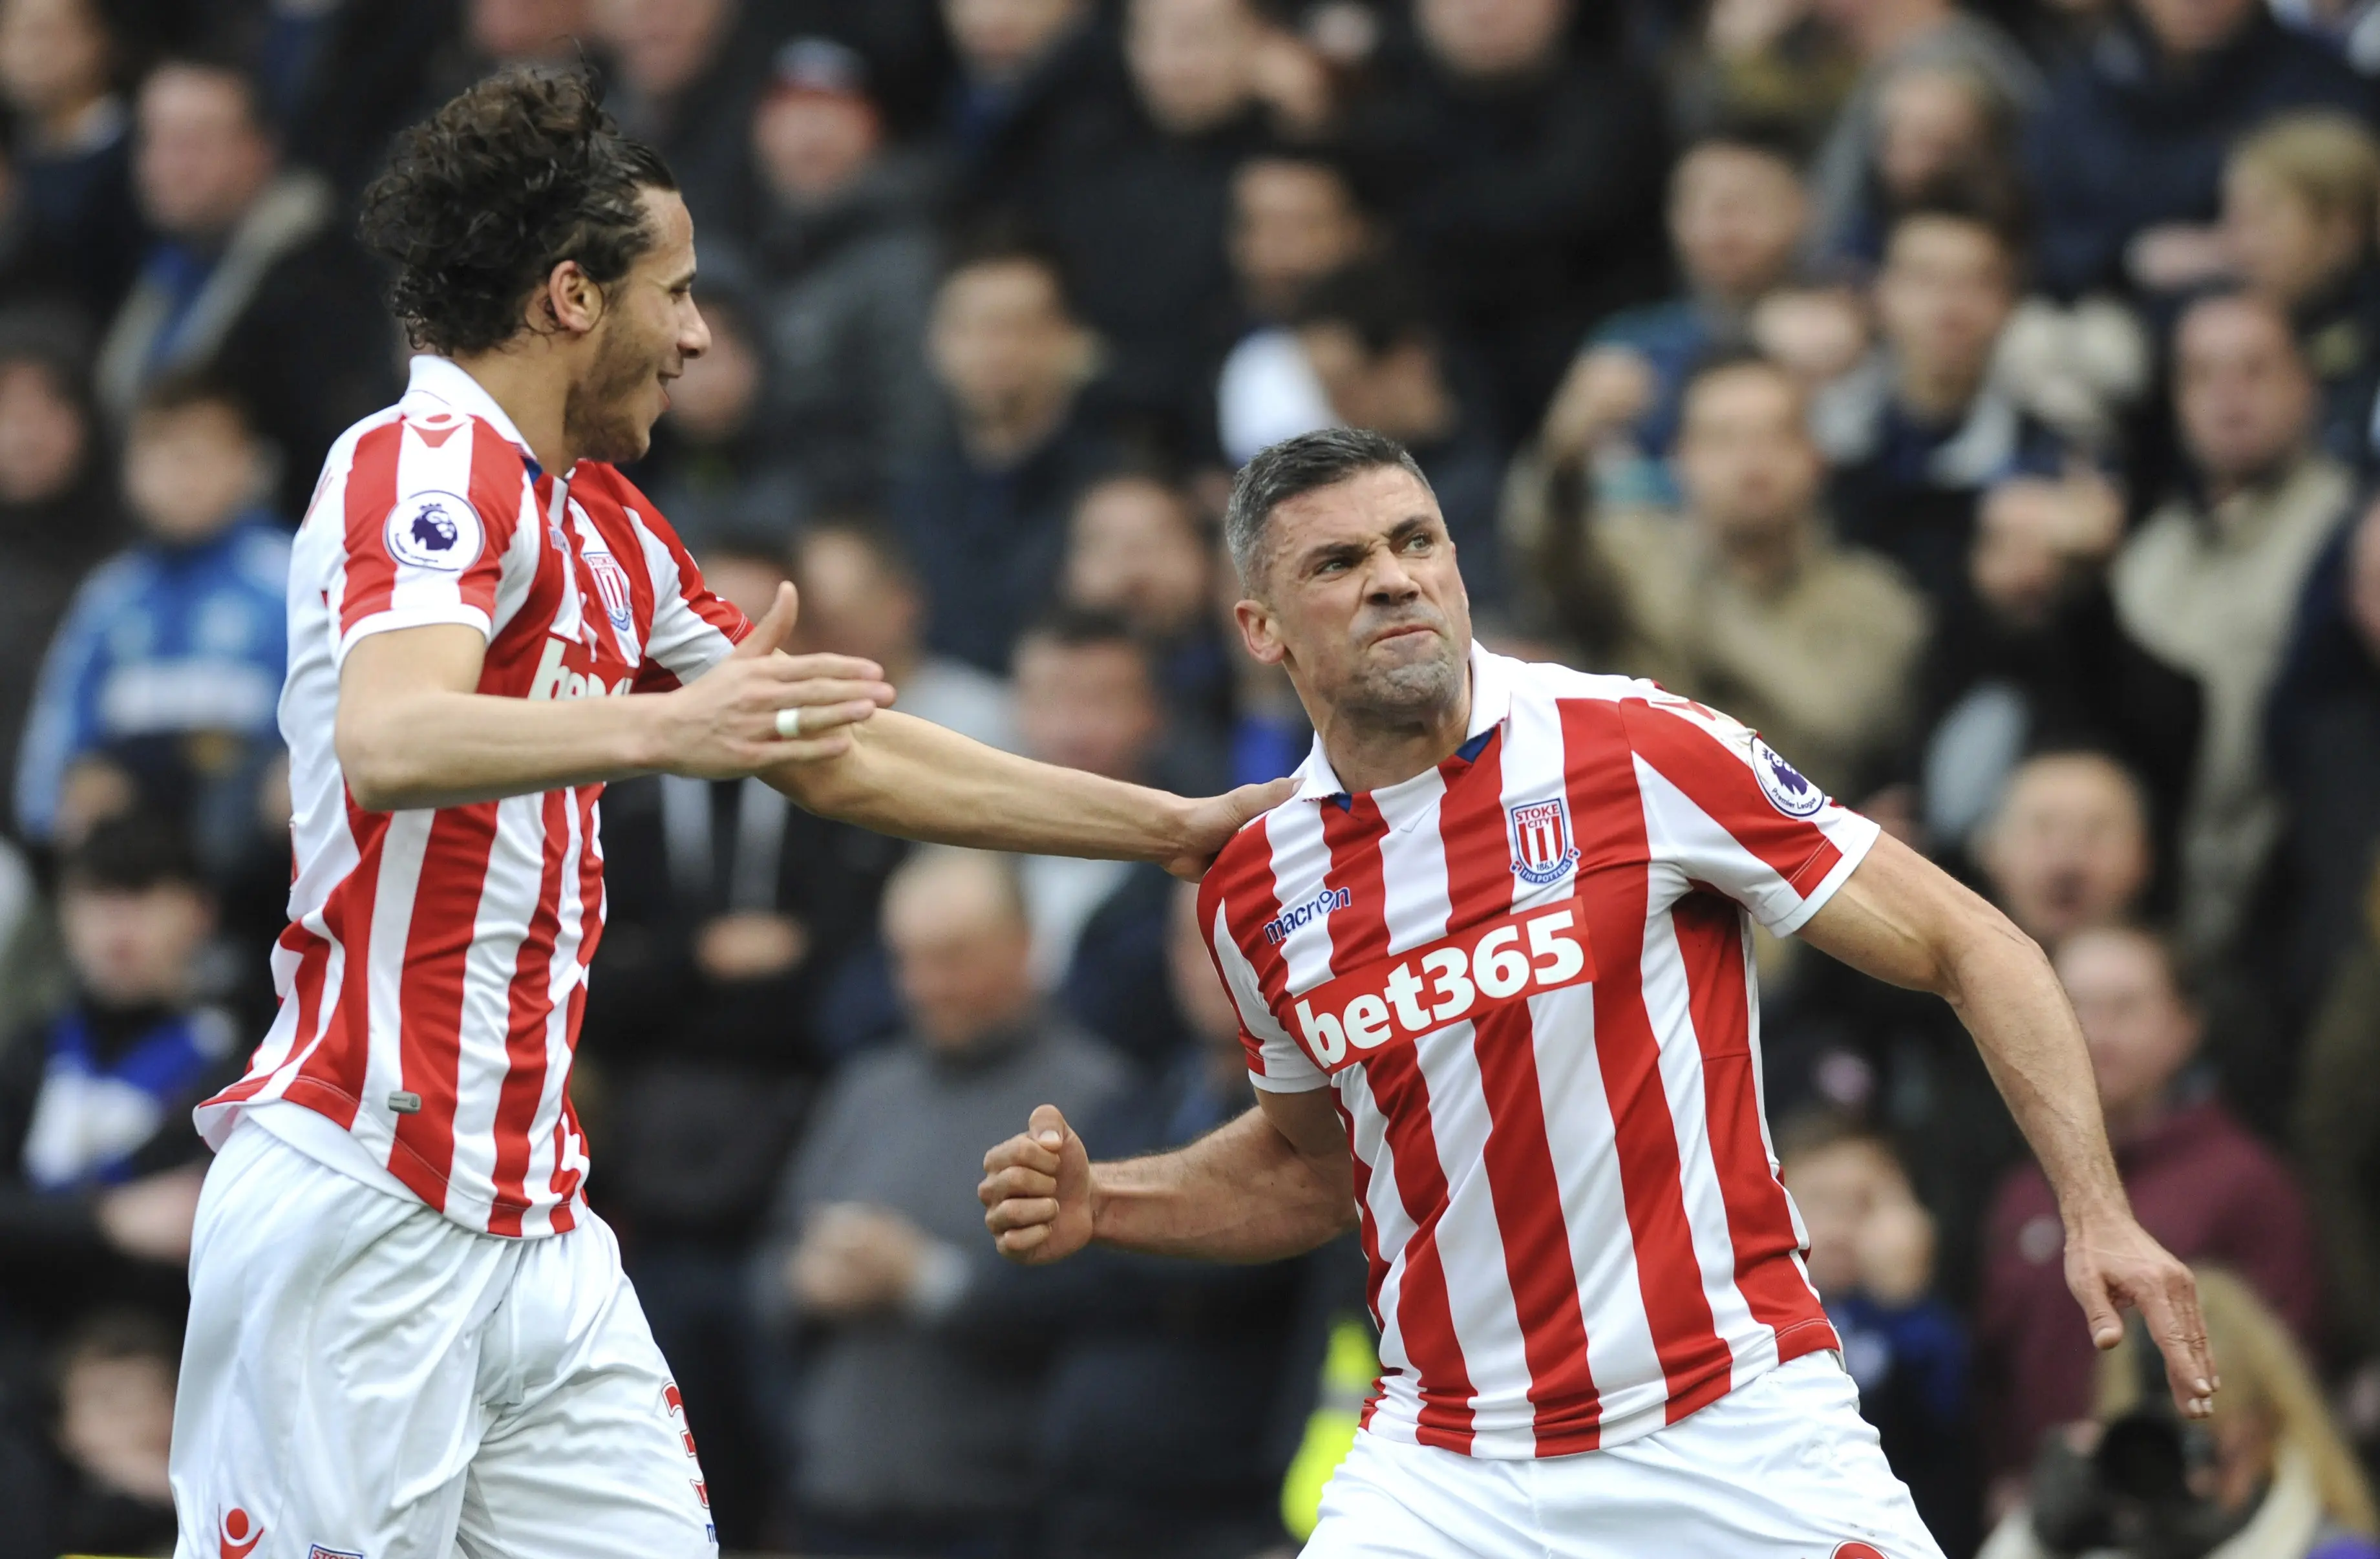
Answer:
[{"xmin": 0, "ymin": 0, "xmax": 2375, "ymax": 1555}]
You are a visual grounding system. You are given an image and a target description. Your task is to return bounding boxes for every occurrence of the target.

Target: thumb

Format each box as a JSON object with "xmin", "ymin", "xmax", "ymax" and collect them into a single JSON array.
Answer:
[
  {"xmin": 730, "ymin": 580, "xmax": 799, "ymax": 659},
  {"xmin": 1028, "ymin": 1103, "xmax": 1069, "ymax": 1152},
  {"xmin": 2080, "ymin": 1273, "xmax": 2125, "ymax": 1350},
  {"xmin": 1227, "ymin": 776, "xmax": 1299, "ymax": 826}
]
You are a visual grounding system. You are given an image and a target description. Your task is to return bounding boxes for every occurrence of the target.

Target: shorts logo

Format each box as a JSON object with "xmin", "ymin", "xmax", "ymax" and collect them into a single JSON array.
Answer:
[
  {"xmin": 1264, "ymin": 886, "xmax": 1350, "ymax": 946},
  {"xmin": 309, "ymin": 1547, "xmax": 366, "ymax": 1559},
  {"xmin": 385, "ymin": 490, "xmax": 483, "ymax": 572},
  {"xmin": 664, "ymin": 1381, "xmax": 701, "ymax": 1461},
  {"xmin": 218, "ymin": 1507, "xmax": 262, "ymax": 1559},
  {"xmin": 1750, "ymin": 737, "xmax": 1825, "ymax": 818},
  {"xmin": 583, "ymin": 546, "xmax": 634, "ymax": 632},
  {"xmin": 1832, "ymin": 1545, "xmax": 1889, "ymax": 1559},
  {"xmin": 1507, "ymin": 797, "xmax": 1579, "ymax": 886}
]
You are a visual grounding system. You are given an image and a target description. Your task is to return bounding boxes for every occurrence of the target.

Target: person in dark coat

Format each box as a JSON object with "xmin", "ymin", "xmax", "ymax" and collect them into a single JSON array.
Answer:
[
  {"xmin": 2025, "ymin": 0, "xmax": 2375, "ymax": 301},
  {"xmin": 890, "ymin": 234, "xmax": 1113, "ymax": 673},
  {"xmin": 1346, "ymin": 0, "xmax": 1671, "ymax": 432}
]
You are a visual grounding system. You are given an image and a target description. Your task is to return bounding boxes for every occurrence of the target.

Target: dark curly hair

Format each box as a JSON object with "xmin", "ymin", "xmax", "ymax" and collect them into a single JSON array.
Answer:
[{"xmin": 358, "ymin": 67, "xmax": 676, "ymax": 357}]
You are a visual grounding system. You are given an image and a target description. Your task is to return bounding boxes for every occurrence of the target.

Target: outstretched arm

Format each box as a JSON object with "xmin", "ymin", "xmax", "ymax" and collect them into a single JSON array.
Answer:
[
  {"xmin": 769, "ymin": 708, "xmax": 1295, "ymax": 879},
  {"xmin": 1799, "ymin": 831, "xmax": 2216, "ymax": 1417},
  {"xmin": 979, "ymin": 1089, "xmax": 1354, "ymax": 1265}
]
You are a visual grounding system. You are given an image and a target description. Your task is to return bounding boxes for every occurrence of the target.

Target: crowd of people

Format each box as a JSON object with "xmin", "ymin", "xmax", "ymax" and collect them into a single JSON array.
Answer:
[{"xmin": 0, "ymin": 0, "xmax": 2374, "ymax": 1554}]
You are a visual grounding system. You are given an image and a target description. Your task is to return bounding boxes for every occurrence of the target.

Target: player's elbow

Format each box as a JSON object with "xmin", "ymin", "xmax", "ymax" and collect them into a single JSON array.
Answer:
[
  {"xmin": 336, "ymin": 706, "xmax": 431, "ymax": 812},
  {"xmin": 1939, "ymin": 894, "xmax": 2052, "ymax": 1010}
]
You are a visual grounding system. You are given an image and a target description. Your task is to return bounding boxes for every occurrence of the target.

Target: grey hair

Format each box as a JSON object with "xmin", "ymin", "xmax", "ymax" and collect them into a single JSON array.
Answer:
[{"xmin": 1222, "ymin": 427, "xmax": 1435, "ymax": 589}]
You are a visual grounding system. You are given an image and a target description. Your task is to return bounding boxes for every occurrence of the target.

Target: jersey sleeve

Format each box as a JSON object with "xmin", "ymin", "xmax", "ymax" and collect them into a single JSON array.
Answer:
[
  {"xmin": 1197, "ymin": 839, "xmax": 1330, "ymax": 1094},
  {"xmin": 332, "ymin": 414, "xmax": 525, "ymax": 664},
  {"xmin": 612, "ymin": 480, "xmax": 750, "ymax": 689},
  {"xmin": 1619, "ymin": 691, "xmax": 1880, "ymax": 936}
]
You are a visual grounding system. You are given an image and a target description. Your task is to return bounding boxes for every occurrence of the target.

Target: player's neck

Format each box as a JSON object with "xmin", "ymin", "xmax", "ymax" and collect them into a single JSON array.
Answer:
[
  {"xmin": 451, "ymin": 347, "xmax": 580, "ymax": 475},
  {"xmin": 1312, "ymin": 672, "xmax": 1474, "ymax": 795}
]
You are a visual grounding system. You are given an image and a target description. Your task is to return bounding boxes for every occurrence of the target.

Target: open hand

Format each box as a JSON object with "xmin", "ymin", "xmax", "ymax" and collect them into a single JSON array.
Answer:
[
  {"xmin": 2065, "ymin": 1213, "xmax": 2216, "ymax": 1417},
  {"xmin": 979, "ymin": 1104, "xmax": 1094, "ymax": 1264},
  {"xmin": 1166, "ymin": 777, "xmax": 1297, "ymax": 880},
  {"xmin": 655, "ymin": 582, "xmax": 893, "ymax": 775}
]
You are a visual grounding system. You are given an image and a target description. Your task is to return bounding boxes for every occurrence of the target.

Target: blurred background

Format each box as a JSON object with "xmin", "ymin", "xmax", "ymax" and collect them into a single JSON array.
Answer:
[{"xmin": 0, "ymin": 0, "xmax": 2376, "ymax": 1555}]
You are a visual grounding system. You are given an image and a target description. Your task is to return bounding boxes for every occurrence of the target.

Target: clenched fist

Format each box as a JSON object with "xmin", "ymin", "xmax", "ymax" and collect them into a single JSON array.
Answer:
[{"xmin": 978, "ymin": 1103, "xmax": 1094, "ymax": 1264}]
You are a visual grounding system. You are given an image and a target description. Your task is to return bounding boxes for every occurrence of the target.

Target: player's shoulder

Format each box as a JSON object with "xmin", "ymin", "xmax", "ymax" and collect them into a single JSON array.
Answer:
[{"xmin": 1196, "ymin": 799, "xmax": 1289, "ymax": 926}]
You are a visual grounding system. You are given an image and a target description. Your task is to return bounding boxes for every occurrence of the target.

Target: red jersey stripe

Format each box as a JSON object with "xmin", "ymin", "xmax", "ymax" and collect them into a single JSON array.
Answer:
[
  {"xmin": 1558, "ymin": 697, "xmax": 1733, "ymax": 1419},
  {"xmin": 1623, "ymin": 699, "xmax": 1845, "ymax": 896},
  {"xmin": 486, "ymin": 789, "xmax": 570, "ymax": 1235}
]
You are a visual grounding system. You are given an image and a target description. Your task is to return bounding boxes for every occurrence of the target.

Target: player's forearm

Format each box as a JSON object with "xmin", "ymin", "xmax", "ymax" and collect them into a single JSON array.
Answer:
[
  {"xmin": 337, "ymin": 687, "xmax": 663, "ymax": 811},
  {"xmin": 1942, "ymin": 913, "xmax": 2130, "ymax": 1228},
  {"xmin": 1088, "ymin": 1107, "xmax": 1356, "ymax": 1262},
  {"xmin": 769, "ymin": 709, "xmax": 1196, "ymax": 864}
]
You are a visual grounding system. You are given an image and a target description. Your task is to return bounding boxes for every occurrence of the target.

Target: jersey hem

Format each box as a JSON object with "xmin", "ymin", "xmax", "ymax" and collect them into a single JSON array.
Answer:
[
  {"xmin": 336, "ymin": 604, "xmax": 493, "ymax": 666},
  {"xmin": 1247, "ymin": 1068, "xmax": 1332, "ymax": 1094},
  {"xmin": 1765, "ymin": 814, "xmax": 1880, "ymax": 938}
]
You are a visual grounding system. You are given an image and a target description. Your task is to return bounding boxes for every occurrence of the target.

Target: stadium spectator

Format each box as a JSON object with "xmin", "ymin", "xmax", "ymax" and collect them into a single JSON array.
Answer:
[
  {"xmin": 15, "ymin": 376, "xmax": 287, "ymax": 871},
  {"xmin": 584, "ymin": 539, "xmax": 912, "ymax": 1543},
  {"xmin": 2297, "ymin": 866, "xmax": 2380, "ymax": 1403},
  {"xmin": 590, "ymin": 0, "xmax": 762, "ymax": 240},
  {"xmin": 1803, "ymin": 0, "xmax": 2040, "ymax": 264},
  {"xmin": 0, "ymin": 314, "xmax": 117, "ymax": 793},
  {"xmin": 1541, "ymin": 122, "xmax": 1811, "ymax": 508},
  {"xmin": 0, "ymin": 814, "xmax": 234, "ymax": 1336},
  {"xmin": 2113, "ymin": 292, "xmax": 2353, "ymax": 957},
  {"xmin": 93, "ymin": 58, "xmax": 395, "ymax": 517},
  {"xmin": 1031, "ymin": 881, "xmax": 1319, "ymax": 1558},
  {"xmin": 1981, "ymin": 1267, "xmax": 2379, "ymax": 1559},
  {"xmin": 792, "ymin": 521, "xmax": 1017, "ymax": 752},
  {"xmin": 1780, "ymin": 1114, "xmax": 1976, "ymax": 1557},
  {"xmin": 1027, "ymin": 0, "xmax": 1315, "ymax": 424},
  {"xmin": 1059, "ymin": 471, "xmax": 1233, "ymax": 745},
  {"xmin": 1820, "ymin": 195, "xmax": 2072, "ymax": 615},
  {"xmin": 739, "ymin": 37, "xmax": 940, "ymax": 516},
  {"xmin": 1288, "ymin": 262, "xmax": 1508, "ymax": 603},
  {"xmin": 2220, "ymin": 112, "xmax": 2380, "ymax": 467},
  {"xmin": 1978, "ymin": 926, "xmax": 2322, "ymax": 1484},
  {"xmin": 1973, "ymin": 751, "xmax": 2156, "ymax": 946},
  {"xmin": 938, "ymin": 0, "xmax": 1105, "ymax": 218},
  {"xmin": 45, "ymin": 1310, "xmax": 176, "ymax": 1558},
  {"xmin": 1213, "ymin": 149, "xmax": 1377, "ymax": 465},
  {"xmin": 890, "ymin": 235, "xmax": 1111, "ymax": 673},
  {"xmin": 2025, "ymin": 0, "xmax": 2374, "ymax": 301},
  {"xmin": 2269, "ymin": 495, "xmax": 2380, "ymax": 1018},
  {"xmin": 1822, "ymin": 60, "xmax": 2023, "ymax": 266},
  {"xmin": 1535, "ymin": 351, "xmax": 1929, "ymax": 801},
  {"xmin": 755, "ymin": 847, "xmax": 1127, "ymax": 1559},
  {"xmin": 0, "ymin": 0, "xmax": 135, "ymax": 312},
  {"xmin": 1012, "ymin": 608, "xmax": 1197, "ymax": 1065},
  {"xmin": 1350, "ymin": 0, "xmax": 1672, "ymax": 432},
  {"xmin": 623, "ymin": 286, "xmax": 802, "ymax": 551}
]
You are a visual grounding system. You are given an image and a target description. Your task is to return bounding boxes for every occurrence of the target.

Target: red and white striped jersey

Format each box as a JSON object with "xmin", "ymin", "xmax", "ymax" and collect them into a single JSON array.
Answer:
[
  {"xmin": 195, "ymin": 355, "xmax": 750, "ymax": 1238},
  {"xmin": 1197, "ymin": 646, "xmax": 1878, "ymax": 1458}
]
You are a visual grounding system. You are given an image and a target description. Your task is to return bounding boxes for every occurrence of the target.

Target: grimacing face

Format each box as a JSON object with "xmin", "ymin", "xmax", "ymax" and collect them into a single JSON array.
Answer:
[
  {"xmin": 1235, "ymin": 464, "xmax": 1472, "ymax": 726},
  {"xmin": 561, "ymin": 185, "xmax": 709, "ymax": 465}
]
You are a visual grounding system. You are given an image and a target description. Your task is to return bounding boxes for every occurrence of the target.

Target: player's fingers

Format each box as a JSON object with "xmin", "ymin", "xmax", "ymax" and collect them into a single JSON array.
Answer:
[
  {"xmin": 740, "ymin": 728, "xmax": 864, "ymax": 766},
  {"xmin": 986, "ymin": 1198, "xmax": 1059, "ymax": 1238},
  {"xmin": 749, "ymin": 684, "xmax": 893, "ymax": 723},
  {"xmin": 730, "ymin": 582, "xmax": 799, "ymax": 659},
  {"xmin": 764, "ymin": 652, "xmax": 887, "ymax": 687},
  {"xmin": 2072, "ymin": 1261, "xmax": 2124, "ymax": 1351},
  {"xmin": 2140, "ymin": 1267, "xmax": 2216, "ymax": 1415},
  {"xmin": 977, "ymin": 1165, "xmax": 1057, "ymax": 1206},
  {"xmin": 981, "ymin": 1134, "xmax": 1061, "ymax": 1179}
]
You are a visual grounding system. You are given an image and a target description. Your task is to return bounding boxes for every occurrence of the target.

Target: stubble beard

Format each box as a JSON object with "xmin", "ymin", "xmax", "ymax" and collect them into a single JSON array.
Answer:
[
  {"xmin": 564, "ymin": 323, "xmax": 660, "ymax": 466},
  {"xmin": 1338, "ymin": 632, "xmax": 1463, "ymax": 728}
]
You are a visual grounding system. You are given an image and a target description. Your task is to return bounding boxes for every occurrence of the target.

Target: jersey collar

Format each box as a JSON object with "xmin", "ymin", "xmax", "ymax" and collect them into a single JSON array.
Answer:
[
  {"xmin": 1293, "ymin": 640, "xmax": 1514, "ymax": 805},
  {"xmin": 401, "ymin": 354, "xmax": 541, "ymax": 472}
]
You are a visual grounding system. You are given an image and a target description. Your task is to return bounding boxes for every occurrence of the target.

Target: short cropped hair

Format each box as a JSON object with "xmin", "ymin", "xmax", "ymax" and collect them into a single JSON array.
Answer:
[
  {"xmin": 1222, "ymin": 427, "xmax": 1433, "ymax": 588},
  {"xmin": 2230, "ymin": 110, "xmax": 2380, "ymax": 237},
  {"xmin": 359, "ymin": 67, "xmax": 677, "ymax": 357}
]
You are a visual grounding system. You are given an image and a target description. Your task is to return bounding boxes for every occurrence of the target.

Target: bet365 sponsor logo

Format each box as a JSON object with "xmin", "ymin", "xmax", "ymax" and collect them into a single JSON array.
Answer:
[{"xmin": 1287, "ymin": 903, "xmax": 1594, "ymax": 1071}]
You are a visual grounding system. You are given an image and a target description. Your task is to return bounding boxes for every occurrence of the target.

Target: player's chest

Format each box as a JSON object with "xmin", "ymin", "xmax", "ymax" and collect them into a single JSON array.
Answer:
[
  {"xmin": 489, "ymin": 489, "xmax": 650, "ymax": 700},
  {"xmin": 1256, "ymin": 755, "xmax": 1627, "ymax": 1075}
]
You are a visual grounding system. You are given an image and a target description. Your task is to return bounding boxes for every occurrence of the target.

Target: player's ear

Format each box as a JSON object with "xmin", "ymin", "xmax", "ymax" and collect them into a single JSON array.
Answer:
[
  {"xmin": 1233, "ymin": 597, "xmax": 1286, "ymax": 666},
  {"xmin": 538, "ymin": 259, "xmax": 606, "ymax": 337}
]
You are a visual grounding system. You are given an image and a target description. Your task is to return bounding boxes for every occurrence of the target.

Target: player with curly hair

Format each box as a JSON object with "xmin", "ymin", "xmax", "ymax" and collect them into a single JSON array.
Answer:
[{"xmin": 164, "ymin": 67, "xmax": 1288, "ymax": 1559}]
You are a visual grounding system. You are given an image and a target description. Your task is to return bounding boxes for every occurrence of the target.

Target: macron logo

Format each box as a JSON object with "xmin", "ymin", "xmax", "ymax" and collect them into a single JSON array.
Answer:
[
  {"xmin": 528, "ymin": 636, "xmax": 630, "ymax": 703},
  {"xmin": 1264, "ymin": 886, "xmax": 1350, "ymax": 946}
]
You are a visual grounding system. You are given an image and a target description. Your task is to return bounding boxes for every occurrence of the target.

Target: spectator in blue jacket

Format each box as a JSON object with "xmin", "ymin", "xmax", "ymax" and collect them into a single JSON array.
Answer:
[
  {"xmin": 15, "ymin": 374, "xmax": 288, "ymax": 866},
  {"xmin": 2026, "ymin": 0, "xmax": 2374, "ymax": 302}
]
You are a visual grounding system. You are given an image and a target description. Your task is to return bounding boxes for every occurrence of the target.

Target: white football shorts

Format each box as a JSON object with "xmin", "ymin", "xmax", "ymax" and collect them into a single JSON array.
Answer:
[
  {"xmin": 169, "ymin": 1117, "xmax": 717, "ymax": 1559},
  {"xmin": 1304, "ymin": 1352, "xmax": 1946, "ymax": 1559}
]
